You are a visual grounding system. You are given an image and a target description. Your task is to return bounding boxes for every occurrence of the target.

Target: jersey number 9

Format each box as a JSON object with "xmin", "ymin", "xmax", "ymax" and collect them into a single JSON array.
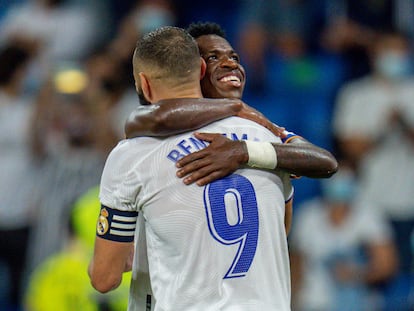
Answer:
[{"xmin": 204, "ymin": 174, "xmax": 259, "ymax": 279}]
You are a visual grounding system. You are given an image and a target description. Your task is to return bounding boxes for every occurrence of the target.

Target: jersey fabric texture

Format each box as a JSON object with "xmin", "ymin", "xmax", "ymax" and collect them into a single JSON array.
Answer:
[{"xmin": 99, "ymin": 117, "xmax": 293, "ymax": 311}]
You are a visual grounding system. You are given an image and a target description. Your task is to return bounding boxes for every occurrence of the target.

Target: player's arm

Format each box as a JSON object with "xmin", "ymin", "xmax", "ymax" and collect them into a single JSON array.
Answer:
[
  {"xmin": 89, "ymin": 237, "xmax": 133, "ymax": 293},
  {"xmin": 269, "ymin": 135, "xmax": 338, "ymax": 178},
  {"xmin": 124, "ymin": 98, "xmax": 285, "ymax": 138},
  {"xmin": 284, "ymin": 199, "xmax": 293, "ymax": 236},
  {"xmin": 176, "ymin": 132, "xmax": 338, "ymax": 186},
  {"xmin": 88, "ymin": 206, "xmax": 137, "ymax": 293}
]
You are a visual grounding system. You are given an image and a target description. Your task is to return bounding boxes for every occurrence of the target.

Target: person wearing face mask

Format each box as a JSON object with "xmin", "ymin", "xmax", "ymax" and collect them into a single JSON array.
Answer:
[
  {"xmin": 289, "ymin": 164, "xmax": 398, "ymax": 311},
  {"xmin": 374, "ymin": 41, "xmax": 413, "ymax": 81},
  {"xmin": 332, "ymin": 30, "xmax": 414, "ymax": 307},
  {"xmin": 333, "ymin": 30, "xmax": 413, "ymax": 170}
]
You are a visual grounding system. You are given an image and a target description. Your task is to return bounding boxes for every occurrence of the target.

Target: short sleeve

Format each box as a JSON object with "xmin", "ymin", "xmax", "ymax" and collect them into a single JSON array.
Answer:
[
  {"xmin": 99, "ymin": 140, "xmax": 142, "ymax": 212},
  {"xmin": 280, "ymin": 170, "xmax": 294, "ymax": 203}
]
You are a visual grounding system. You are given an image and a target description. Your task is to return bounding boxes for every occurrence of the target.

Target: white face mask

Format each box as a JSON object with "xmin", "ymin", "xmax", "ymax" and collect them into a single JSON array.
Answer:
[
  {"xmin": 374, "ymin": 51, "xmax": 413, "ymax": 79},
  {"xmin": 321, "ymin": 169, "xmax": 356, "ymax": 203}
]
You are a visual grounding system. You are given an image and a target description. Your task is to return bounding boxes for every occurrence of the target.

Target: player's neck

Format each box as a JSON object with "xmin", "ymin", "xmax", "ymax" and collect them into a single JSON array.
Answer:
[{"xmin": 152, "ymin": 85, "xmax": 203, "ymax": 102}]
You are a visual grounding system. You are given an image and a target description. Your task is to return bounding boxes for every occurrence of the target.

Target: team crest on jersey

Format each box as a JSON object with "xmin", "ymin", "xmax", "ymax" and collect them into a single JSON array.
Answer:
[{"xmin": 97, "ymin": 208, "xmax": 109, "ymax": 235}]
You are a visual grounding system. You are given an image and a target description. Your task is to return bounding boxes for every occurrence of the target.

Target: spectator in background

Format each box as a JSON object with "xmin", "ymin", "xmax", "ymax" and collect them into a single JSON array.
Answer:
[
  {"xmin": 108, "ymin": 0, "xmax": 175, "ymax": 65},
  {"xmin": 78, "ymin": 50, "xmax": 130, "ymax": 148},
  {"xmin": 28, "ymin": 59, "xmax": 121, "ymax": 160},
  {"xmin": 26, "ymin": 50, "xmax": 124, "ymax": 274},
  {"xmin": 237, "ymin": 0, "xmax": 327, "ymax": 93},
  {"xmin": 332, "ymin": 30, "xmax": 414, "ymax": 308},
  {"xmin": 333, "ymin": 30, "xmax": 413, "ymax": 171},
  {"xmin": 334, "ymin": 32, "xmax": 414, "ymax": 310},
  {"xmin": 0, "ymin": 42, "xmax": 37, "ymax": 311},
  {"xmin": 290, "ymin": 165, "xmax": 398, "ymax": 311},
  {"xmin": 321, "ymin": 0, "xmax": 414, "ymax": 81},
  {"xmin": 23, "ymin": 0, "xmax": 177, "ymax": 276},
  {"xmin": 0, "ymin": 0, "xmax": 105, "ymax": 95},
  {"xmin": 236, "ymin": 0, "xmax": 343, "ymax": 203},
  {"xmin": 236, "ymin": 0, "xmax": 342, "ymax": 146},
  {"xmin": 105, "ymin": 0, "xmax": 177, "ymax": 137}
]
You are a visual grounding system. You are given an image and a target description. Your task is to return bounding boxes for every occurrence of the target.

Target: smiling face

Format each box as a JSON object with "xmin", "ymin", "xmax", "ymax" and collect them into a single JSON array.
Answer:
[{"xmin": 196, "ymin": 35, "xmax": 246, "ymax": 99}]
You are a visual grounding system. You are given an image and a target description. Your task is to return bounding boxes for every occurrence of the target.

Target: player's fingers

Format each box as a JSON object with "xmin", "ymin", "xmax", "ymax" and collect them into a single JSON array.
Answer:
[
  {"xmin": 195, "ymin": 171, "xmax": 225, "ymax": 186},
  {"xmin": 176, "ymin": 150, "xmax": 208, "ymax": 168},
  {"xmin": 177, "ymin": 158, "xmax": 212, "ymax": 178},
  {"xmin": 193, "ymin": 132, "xmax": 221, "ymax": 142},
  {"xmin": 182, "ymin": 165, "xmax": 216, "ymax": 185}
]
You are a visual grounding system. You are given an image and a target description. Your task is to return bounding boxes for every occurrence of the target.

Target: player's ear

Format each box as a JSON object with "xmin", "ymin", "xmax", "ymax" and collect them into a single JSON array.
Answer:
[
  {"xmin": 200, "ymin": 57, "xmax": 206, "ymax": 80},
  {"xmin": 133, "ymin": 70, "xmax": 141, "ymax": 94},
  {"xmin": 139, "ymin": 72, "xmax": 152, "ymax": 103}
]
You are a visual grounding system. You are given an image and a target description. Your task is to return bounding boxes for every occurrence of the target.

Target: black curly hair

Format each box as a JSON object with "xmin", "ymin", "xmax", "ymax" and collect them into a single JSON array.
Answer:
[{"xmin": 186, "ymin": 22, "xmax": 226, "ymax": 39}]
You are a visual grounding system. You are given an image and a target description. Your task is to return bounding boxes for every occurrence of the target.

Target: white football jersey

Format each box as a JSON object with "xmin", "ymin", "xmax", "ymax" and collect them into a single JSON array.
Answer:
[{"xmin": 100, "ymin": 117, "xmax": 293, "ymax": 311}]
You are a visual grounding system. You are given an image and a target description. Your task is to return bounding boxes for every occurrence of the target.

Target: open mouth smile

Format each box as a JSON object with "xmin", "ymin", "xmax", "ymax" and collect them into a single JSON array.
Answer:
[{"xmin": 218, "ymin": 73, "xmax": 242, "ymax": 87}]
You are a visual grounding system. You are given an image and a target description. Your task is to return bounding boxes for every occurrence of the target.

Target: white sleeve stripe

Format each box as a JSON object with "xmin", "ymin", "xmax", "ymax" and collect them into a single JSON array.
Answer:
[
  {"xmin": 110, "ymin": 229, "xmax": 135, "ymax": 236},
  {"xmin": 113, "ymin": 215, "xmax": 137, "ymax": 222},
  {"xmin": 112, "ymin": 222, "xmax": 136, "ymax": 229}
]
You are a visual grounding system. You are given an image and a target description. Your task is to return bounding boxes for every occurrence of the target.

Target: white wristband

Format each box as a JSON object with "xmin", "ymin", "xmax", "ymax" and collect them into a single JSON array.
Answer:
[{"xmin": 245, "ymin": 141, "xmax": 277, "ymax": 169}]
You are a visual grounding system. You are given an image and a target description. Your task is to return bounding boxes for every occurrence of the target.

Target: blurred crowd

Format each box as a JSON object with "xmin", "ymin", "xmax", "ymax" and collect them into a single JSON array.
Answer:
[{"xmin": 0, "ymin": 0, "xmax": 414, "ymax": 310}]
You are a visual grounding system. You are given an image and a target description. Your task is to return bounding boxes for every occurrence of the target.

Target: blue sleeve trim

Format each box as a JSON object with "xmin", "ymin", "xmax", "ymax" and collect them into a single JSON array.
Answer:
[
  {"xmin": 281, "ymin": 131, "xmax": 302, "ymax": 144},
  {"xmin": 285, "ymin": 187, "xmax": 294, "ymax": 204},
  {"xmin": 96, "ymin": 205, "xmax": 138, "ymax": 242}
]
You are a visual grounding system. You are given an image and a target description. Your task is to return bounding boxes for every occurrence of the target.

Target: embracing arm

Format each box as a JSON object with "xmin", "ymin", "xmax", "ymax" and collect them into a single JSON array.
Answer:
[
  {"xmin": 176, "ymin": 133, "xmax": 338, "ymax": 186},
  {"xmin": 273, "ymin": 137, "xmax": 338, "ymax": 178},
  {"xmin": 125, "ymin": 98, "xmax": 284, "ymax": 138}
]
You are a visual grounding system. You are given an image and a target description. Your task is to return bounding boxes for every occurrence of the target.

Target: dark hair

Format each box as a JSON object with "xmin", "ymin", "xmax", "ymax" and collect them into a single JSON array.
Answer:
[
  {"xmin": 134, "ymin": 26, "xmax": 200, "ymax": 80},
  {"xmin": 187, "ymin": 22, "xmax": 226, "ymax": 39},
  {"xmin": 0, "ymin": 44, "xmax": 31, "ymax": 86}
]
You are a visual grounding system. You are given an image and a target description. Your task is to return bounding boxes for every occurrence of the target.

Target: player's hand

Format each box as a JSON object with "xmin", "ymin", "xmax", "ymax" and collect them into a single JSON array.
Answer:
[
  {"xmin": 237, "ymin": 103, "xmax": 286, "ymax": 138},
  {"xmin": 176, "ymin": 132, "xmax": 248, "ymax": 186}
]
